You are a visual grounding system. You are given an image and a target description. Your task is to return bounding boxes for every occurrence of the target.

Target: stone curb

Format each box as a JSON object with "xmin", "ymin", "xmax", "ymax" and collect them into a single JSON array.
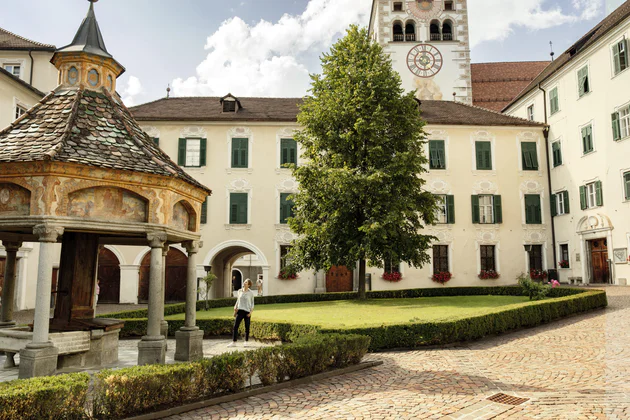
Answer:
[{"xmin": 126, "ymin": 360, "xmax": 383, "ymax": 420}]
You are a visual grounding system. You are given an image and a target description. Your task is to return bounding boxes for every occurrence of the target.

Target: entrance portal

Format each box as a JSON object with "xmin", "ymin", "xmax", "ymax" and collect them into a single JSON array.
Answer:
[
  {"xmin": 589, "ymin": 239, "xmax": 610, "ymax": 284},
  {"xmin": 326, "ymin": 266, "xmax": 353, "ymax": 292},
  {"xmin": 231, "ymin": 269, "xmax": 243, "ymax": 292}
]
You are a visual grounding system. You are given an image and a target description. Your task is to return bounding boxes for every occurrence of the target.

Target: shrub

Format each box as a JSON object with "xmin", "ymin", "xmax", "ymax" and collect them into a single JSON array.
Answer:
[
  {"xmin": 0, "ymin": 373, "xmax": 90, "ymax": 420},
  {"xmin": 518, "ymin": 274, "xmax": 551, "ymax": 301},
  {"xmin": 432, "ymin": 272, "xmax": 452, "ymax": 285}
]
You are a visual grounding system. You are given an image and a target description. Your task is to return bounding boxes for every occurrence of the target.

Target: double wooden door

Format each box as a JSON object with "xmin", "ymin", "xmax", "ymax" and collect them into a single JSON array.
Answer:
[
  {"xmin": 138, "ymin": 248, "xmax": 188, "ymax": 303},
  {"xmin": 326, "ymin": 266, "xmax": 353, "ymax": 293},
  {"xmin": 590, "ymin": 239, "xmax": 610, "ymax": 284},
  {"xmin": 97, "ymin": 248, "xmax": 121, "ymax": 304}
]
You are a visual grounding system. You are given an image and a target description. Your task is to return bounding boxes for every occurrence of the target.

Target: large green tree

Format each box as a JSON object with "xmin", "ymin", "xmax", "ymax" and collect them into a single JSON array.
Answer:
[{"xmin": 288, "ymin": 25, "xmax": 437, "ymax": 299}]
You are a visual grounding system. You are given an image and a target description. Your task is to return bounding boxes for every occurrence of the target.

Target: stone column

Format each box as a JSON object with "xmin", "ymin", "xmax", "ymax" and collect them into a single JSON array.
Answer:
[
  {"xmin": 175, "ymin": 240, "xmax": 204, "ymax": 361},
  {"xmin": 138, "ymin": 232, "xmax": 167, "ymax": 365},
  {"xmin": 0, "ymin": 241, "xmax": 22, "ymax": 329},
  {"xmin": 315, "ymin": 270, "xmax": 326, "ymax": 294},
  {"xmin": 262, "ymin": 265, "xmax": 270, "ymax": 297},
  {"xmin": 19, "ymin": 225, "xmax": 63, "ymax": 379},
  {"xmin": 160, "ymin": 246, "xmax": 169, "ymax": 342}
]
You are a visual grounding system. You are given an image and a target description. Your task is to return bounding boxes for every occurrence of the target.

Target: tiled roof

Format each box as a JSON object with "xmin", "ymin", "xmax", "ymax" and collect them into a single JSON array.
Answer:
[
  {"xmin": 471, "ymin": 61, "xmax": 550, "ymax": 112},
  {"xmin": 0, "ymin": 27, "xmax": 56, "ymax": 51},
  {"xmin": 131, "ymin": 96, "xmax": 543, "ymax": 127},
  {"xmin": 0, "ymin": 67, "xmax": 46, "ymax": 98},
  {"xmin": 0, "ymin": 87, "xmax": 211, "ymax": 193},
  {"xmin": 130, "ymin": 97, "xmax": 303, "ymax": 122},
  {"xmin": 504, "ymin": 0, "xmax": 630, "ymax": 111}
]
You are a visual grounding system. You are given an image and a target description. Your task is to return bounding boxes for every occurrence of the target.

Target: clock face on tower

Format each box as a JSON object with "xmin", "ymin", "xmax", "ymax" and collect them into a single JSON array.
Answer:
[{"xmin": 407, "ymin": 44, "xmax": 443, "ymax": 78}]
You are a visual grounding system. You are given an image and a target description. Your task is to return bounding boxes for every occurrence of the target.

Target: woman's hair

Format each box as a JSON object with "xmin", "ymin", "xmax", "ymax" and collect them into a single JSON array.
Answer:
[{"xmin": 244, "ymin": 278, "xmax": 253, "ymax": 287}]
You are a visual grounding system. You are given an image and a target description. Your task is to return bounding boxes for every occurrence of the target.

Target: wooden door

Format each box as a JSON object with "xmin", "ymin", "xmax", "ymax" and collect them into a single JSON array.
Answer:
[
  {"xmin": 590, "ymin": 239, "xmax": 610, "ymax": 284},
  {"xmin": 326, "ymin": 266, "xmax": 353, "ymax": 293},
  {"xmin": 139, "ymin": 248, "xmax": 188, "ymax": 303},
  {"xmin": 97, "ymin": 248, "xmax": 121, "ymax": 304}
]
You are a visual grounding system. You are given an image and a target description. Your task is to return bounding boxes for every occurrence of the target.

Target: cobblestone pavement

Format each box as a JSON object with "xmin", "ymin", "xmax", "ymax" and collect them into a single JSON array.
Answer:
[{"xmin": 170, "ymin": 286, "xmax": 630, "ymax": 420}]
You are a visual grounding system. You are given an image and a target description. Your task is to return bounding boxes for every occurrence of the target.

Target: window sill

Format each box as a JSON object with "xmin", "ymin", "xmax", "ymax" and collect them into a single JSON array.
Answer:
[
  {"xmin": 577, "ymin": 91, "xmax": 592, "ymax": 101},
  {"xmin": 224, "ymin": 224, "xmax": 252, "ymax": 230},
  {"xmin": 275, "ymin": 168, "xmax": 293, "ymax": 175},
  {"xmin": 552, "ymin": 163, "xmax": 564, "ymax": 169},
  {"xmin": 226, "ymin": 168, "xmax": 253, "ymax": 174},
  {"xmin": 612, "ymin": 67, "xmax": 629, "ymax": 80},
  {"xmin": 614, "ymin": 135, "xmax": 630, "ymax": 143},
  {"xmin": 581, "ymin": 150, "xmax": 596, "ymax": 157},
  {"xmin": 275, "ymin": 224, "xmax": 292, "ymax": 230}
]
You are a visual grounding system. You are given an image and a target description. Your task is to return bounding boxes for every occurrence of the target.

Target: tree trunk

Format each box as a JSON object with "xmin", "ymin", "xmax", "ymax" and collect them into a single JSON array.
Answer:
[{"xmin": 358, "ymin": 259, "xmax": 367, "ymax": 300}]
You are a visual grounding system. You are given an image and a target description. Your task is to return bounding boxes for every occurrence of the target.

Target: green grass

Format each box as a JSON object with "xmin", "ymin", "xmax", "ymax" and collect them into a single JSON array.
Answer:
[{"xmin": 166, "ymin": 295, "xmax": 531, "ymax": 328}]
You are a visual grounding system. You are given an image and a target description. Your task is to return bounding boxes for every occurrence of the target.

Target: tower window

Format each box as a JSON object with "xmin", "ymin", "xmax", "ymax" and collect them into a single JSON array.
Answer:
[
  {"xmin": 442, "ymin": 20, "xmax": 453, "ymax": 41},
  {"xmin": 430, "ymin": 20, "xmax": 441, "ymax": 41},
  {"xmin": 444, "ymin": 1, "xmax": 454, "ymax": 10},
  {"xmin": 393, "ymin": 2, "xmax": 403, "ymax": 11},
  {"xmin": 393, "ymin": 23, "xmax": 404, "ymax": 42},
  {"xmin": 405, "ymin": 22, "xmax": 416, "ymax": 42}
]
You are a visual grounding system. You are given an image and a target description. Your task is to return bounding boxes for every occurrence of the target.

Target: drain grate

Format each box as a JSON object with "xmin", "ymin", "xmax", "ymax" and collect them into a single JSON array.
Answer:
[{"xmin": 487, "ymin": 393, "xmax": 530, "ymax": 406}]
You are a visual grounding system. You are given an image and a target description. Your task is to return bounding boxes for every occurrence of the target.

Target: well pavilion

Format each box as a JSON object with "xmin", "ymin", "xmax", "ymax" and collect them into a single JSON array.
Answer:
[{"xmin": 0, "ymin": 0, "xmax": 211, "ymax": 378}]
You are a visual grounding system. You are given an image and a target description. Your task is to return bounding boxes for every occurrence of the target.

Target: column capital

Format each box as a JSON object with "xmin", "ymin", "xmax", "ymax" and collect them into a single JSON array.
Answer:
[
  {"xmin": 183, "ymin": 240, "xmax": 202, "ymax": 255},
  {"xmin": 33, "ymin": 225, "xmax": 64, "ymax": 243},
  {"xmin": 147, "ymin": 232, "xmax": 168, "ymax": 249},
  {"xmin": 162, "ymin": 245, "xmax": 170, "ymax": 258},
  {"xmin": 2, "ymin": 241, "xmax": 23, "ymax": 253}
]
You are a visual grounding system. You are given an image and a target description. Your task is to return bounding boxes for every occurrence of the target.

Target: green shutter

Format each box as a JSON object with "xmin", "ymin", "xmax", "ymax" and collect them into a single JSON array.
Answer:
[
  {"xmin": 595, "ymin": 181, "xmax": 603, "ymax": 206},
  {"xmin": 563, "ymin": 190, "xmax": 570, "ymax": 214},
  {"xmin": 153, "ymin": 137, "xmax": 160, "ymax": 147},
  {"xmin": 525, "ymin": 195, "xmax": 541, "ymax": 224},
  {"xmin": 613, "ymin": 42, "xmax": 621, "ymax": 74},
  {"xmin": 199, "ymin": 138, "xmax": 207, "ymax": 167},
  {"xmin": 550, "ymin": 88, "xmax": 558, "ymax": 114},
  {"xmin": 232, "ymin": 138, "xmax": 249, "ymax": 168},
  {"xmin": 476, "ymin": 141, "xmax": 492, "ymax": 170},
  {"xmin": 550, "ymin": 194, "xmax": 557, "ymax": 217},
  {"xmin": 521, "ymin": 142, "xmax": 538, "ymax": 170},
  {"xmin": 552, "ymin": 141, "xmax": 562, "ymax": 167},
  {"xmin": 493, "ymin": 195, "xmax": 503, "ymax": 224},
  {"xmin": 280, "ymin": 193, "xmax": 294, "ymax": 224},
  {"xmin": 429, "ymin": 140, "xmax": 445, "ymax": 169},
  {"xmin": 612, "ymin": 112, "xmax": 621, "ymax": 141},
  {"xmin": 200, "ymin": 197, "xmax": 208, "ymax": 224},
  {"xmin": 230, "ymin": 193, "xmax": 248, "ymax": 224},
  {"xmin": 578, "ymin": 66, "xmax": 589, "ymax": 96},
  {"xmin": 471, "ymin": 195, "xmax": 480, "ymax": 224},
  {"xmin": 178, "ymin": 138, "xmax": 187, "ymax": 166},
  {"xmin": 446, "ymin": 195, "xmax": 455, "ymax": 224},
  {"xmin": 624, "ymin": 173, "xmax": 630, "ymax": 200},
  {"xmin": 281, "ymin": 138, "xmax": 298, "ymax": 166},
  {"xmin": 582, "ymin": 125, "xmax": 593, "ymax": 153},
  {"xmin": 580, "ymin": 185, "xmax": 587, "ymax": 210},
  {"xmin": 622, "ymin": 39, "xmax": 629, "ymax": 71}
]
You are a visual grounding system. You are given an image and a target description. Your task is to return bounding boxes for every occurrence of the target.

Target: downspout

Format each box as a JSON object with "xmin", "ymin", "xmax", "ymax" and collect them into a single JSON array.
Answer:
[
  {"xmin": 538, "ymin": 84, "xmax": 558, "ymax": 270},
  {"xmin": 28, "ymin": 49, "xmax": 34, "ymax": 85}
]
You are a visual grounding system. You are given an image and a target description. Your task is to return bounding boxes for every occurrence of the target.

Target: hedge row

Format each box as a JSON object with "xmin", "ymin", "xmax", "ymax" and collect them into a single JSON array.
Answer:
[
  {"xmin": 0, "ymin": 373, "xmax": 90, "ymax": 420},
  {"xmin": 100, "ymin": 286, "xmax": 585, "ymax": 320},
  {"xmin": 0, "ymin": 334, "xmax": 369, "ymax": 420}
]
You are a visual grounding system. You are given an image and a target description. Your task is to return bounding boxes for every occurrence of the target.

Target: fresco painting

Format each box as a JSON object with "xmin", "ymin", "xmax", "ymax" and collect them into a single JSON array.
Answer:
[
  {"xmin": 68, "ymin": 187, "xmax": 147, "ymax": 222},
  {"xmin": 0, "ymin": 183, "xmax": 31, "ymax": 216},
  {"xmin": 170, "ymin": 201, "xmax": 191, "ymax": 231}
]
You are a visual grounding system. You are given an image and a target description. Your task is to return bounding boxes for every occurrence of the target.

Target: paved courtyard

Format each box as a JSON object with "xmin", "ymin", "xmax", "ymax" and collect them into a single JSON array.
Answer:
[{"xmin": 170, "ymin": 287, "xmax": 630, "ymax": 420}]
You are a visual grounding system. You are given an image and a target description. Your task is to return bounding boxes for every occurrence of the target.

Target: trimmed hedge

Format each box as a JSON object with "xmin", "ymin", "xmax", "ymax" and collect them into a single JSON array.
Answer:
[
  {"xmin": 0, "ymin": 373, "xmax": 90, "ymax": 420},
  {"xmin": 92, "ymin": 333, "xmax": 370, "ymax": 419}
]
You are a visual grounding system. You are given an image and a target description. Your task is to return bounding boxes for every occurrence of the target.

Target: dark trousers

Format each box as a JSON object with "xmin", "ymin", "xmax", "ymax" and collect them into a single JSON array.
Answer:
[{"xmin": 233, "ymin": 309, "xmax": 251, "ymax": 342}]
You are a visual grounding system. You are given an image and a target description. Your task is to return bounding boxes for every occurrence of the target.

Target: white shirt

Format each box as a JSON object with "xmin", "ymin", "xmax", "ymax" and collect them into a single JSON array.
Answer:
[{"xmin": 235, "ymin": 288, "xmax": 255, "ymax": 313}]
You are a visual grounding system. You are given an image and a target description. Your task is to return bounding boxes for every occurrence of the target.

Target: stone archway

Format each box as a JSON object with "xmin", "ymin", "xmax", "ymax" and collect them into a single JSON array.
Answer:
[
  {"xmin": 204, "ymin": 241, "xmax": 269, "ymax": 298},
  {"xmin": 97, "ymin": 247, "xmax": 121, "ymax": 304},
  {"xmin": 138, "ymin": 247, "xmax": 188, "ymax": 303}
]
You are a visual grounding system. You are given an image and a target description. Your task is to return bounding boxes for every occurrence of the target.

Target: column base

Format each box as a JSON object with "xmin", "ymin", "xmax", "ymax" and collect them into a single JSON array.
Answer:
[
  {"xmin": 174, "ymin": 328, "xmax": 204, "ymax": 362},
  {"xmin": 0, "ymin": 321, "xmax": 17, "ymax": 329},
  {"xmin": 18, "ymin": 343, "xmax": 59, "ymax": 379},
  {"xmin": 138, "ymin": 336, "xmax": 166, "ymax": 365},
  {"xmin": 161, "ymin": 320, "xmax": 169, "ymax": 351}
]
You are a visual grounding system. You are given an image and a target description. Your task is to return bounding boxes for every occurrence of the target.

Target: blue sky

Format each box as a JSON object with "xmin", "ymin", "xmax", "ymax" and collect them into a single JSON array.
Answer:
[{"xmin": 1, "ymin": 0, "xmax": 620, "ymax": 105}]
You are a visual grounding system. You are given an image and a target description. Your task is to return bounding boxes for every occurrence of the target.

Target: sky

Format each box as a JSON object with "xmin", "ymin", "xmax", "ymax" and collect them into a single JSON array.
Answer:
[{"xmin": 0, "ymin": 0, "xmax": 621, "ymax": 106}]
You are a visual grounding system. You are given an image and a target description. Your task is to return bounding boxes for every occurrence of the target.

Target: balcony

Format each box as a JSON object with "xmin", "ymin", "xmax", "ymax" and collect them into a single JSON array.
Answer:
[
  {"xmin": 430, "ymin": 33, "xmax": 441, "ymax": 41},
  {"xmin": 443, "ymin": 33, "xmax": 453, "ymax": 41},
  {"xmin": 405, "ymin": 33, "xmax": 416, "ymax": 42},
  {"xmin": 393, "ymin": 34, "xmax": 404, "ymax": 42}
]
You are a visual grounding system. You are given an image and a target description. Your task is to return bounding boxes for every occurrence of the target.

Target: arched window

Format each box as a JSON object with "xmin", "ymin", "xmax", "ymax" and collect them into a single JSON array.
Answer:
[
  {"xmin": 405, "ymin": 21, "xmax": 416, "ymax": 42},
  {"xmin": 430, "ymin": 20, "xmax": 441, "ymax": 41},
  {"xmin": 393, "ymin": 22, "xmax": 404, "ymax": 42},
  {"xmin": 442, "ymin": 20, "xmax": 454, "ymax": 41}
]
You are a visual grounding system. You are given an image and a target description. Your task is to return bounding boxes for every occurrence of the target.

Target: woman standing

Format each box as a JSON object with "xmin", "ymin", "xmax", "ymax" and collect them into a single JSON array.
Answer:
[{"xmin": 228, "ymin": 279, "xmax": 254, "ymax": 347}]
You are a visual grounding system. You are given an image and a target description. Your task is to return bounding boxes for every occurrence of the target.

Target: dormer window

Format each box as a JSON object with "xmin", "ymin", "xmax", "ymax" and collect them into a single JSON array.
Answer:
[
  {"xmin": 223, "ymin": 101, "xmax": 236, "ymax": 113},
  {"xmin": 221, "ymin": 93, "xmax": 241, "ymax": 113}
]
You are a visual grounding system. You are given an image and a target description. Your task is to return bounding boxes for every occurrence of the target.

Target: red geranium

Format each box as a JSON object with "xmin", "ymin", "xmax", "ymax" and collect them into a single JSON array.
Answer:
[
  {"xmin": 530, "ymin": 269, "xmax": 548, "ymax": 280},
  {"xmin": 478, "ymin": 270, "xmax": 500, "ymax": 280},
  {"xmin": 278, "ymin": 267, "xmax": 298, "ymax": 280},
  {"xmin": 382, "ymin": 271, "xmax": 402, "ymax": 282},
  {"xmin": 432, "ymin": 272, "xmax": 452, "ymax": 285}
]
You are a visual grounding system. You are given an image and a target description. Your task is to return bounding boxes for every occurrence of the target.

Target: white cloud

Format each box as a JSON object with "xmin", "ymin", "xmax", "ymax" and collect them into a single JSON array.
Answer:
[
  {"xmin": 468, "ymin": 0, "xmax": 603, "ymax": 47},
  {"xmin": 172, "ymin": 0, "xmax": 371, "ymax": 98},
  {"xmin": 119, "ymin": 76, "xmax": 143, "ymax": 106}
]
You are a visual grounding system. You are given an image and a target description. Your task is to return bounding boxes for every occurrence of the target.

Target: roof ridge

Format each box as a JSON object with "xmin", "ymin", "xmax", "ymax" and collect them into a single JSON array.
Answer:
[
  {"xmin": 450, "ymin": 100, "xmax": 545, "ymax": 126},
  {"xmin": 0, "ymin": 26, "xmax": 56, "ymax": 49},
  {"xmin": 46, "ymin": 88, "xmax": 84, "ymax": 161},
  {"xmin": 471, "ymin": 60, "xmax": 551, "ymax": 65}
]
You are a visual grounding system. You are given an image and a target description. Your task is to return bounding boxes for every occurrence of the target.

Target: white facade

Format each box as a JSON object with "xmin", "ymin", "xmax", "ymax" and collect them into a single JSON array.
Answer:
[
  {"xmin": 369, "ymin": 0, "xmax": 472, "ymax": 103},
  {"xmin": 505, "ymin": 12, "xmax": 630, "ymax": 285}
]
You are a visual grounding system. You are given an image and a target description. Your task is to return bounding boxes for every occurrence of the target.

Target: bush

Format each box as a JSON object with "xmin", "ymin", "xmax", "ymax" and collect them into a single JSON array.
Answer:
[
  {"xmin": 0, "ymin": 373, "xmax": 89, "ymax": 420},
  {"xmin": 518, "ymin": 274, "xmax": 551, "ymax": 300}
]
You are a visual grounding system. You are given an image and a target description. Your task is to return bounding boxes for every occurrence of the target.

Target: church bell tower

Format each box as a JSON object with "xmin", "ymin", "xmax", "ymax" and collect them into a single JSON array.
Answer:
[{"xmin": 368, "ymin": 0, "xmax": 472, "ymax": 103}]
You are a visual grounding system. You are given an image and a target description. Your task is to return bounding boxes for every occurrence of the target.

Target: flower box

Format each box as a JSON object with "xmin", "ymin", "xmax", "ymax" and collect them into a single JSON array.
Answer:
[
  {"xmin": 478, "ymin": 270, "xmax": 500, "ymax": 280},
  {"xmin": 278, "ymin": 268, "xmax": 298, "ymax": 280},
  {"xmin": 530, "ymin": 269, "xmax": 548, "ymax": 280},
  {"xmin": 432, "ymin": 272, "xmax": 452, "ymax": 285},
  {"xmin": 559, "ymin": 260, "xmax": 570, "ymax": 269},
  {"xmin": 382, "ymin": 271, "xmax": 402, "ymax": 282}
]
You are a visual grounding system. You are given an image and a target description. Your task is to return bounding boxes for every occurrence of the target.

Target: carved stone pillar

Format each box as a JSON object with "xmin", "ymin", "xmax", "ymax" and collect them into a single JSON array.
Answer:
[
  {"xmin": 138, "ymin": 232, "xmax": 167, "ymax": 365},
  {"xmin": 160, "ymin": 246, "xmax": 169, "ymax": 342},
  {"xmin": 175, "ymin": 240, "xmax": 204, "ymax": 362},
  {"xmin": 0, "ymin": 241, "xmax": 22, "ymax": 328},
  {"xmin": 19, "ymin": 225, "xmax": 63, "ymax": 379}
]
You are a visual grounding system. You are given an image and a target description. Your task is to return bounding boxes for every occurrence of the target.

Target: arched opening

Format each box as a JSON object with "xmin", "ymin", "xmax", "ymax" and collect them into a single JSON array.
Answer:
[
  {"xmin": 97, "ymin": 247, "xmax": 121, "ymax": 304},
  {"xmin": 393, "ymin": 22, "xmax": 404, "ymax": 42},
  {"xmin": 138, "ymin": 247, "xmax": 188, "ymax": 303},
  {"xmin": 205, "ymin": 241, "xmax": 268, "ymax": 298},
  {"xmin": 170, "ymin": 200, "xmax": 196, "ymax": 232},
  {"xmin": 430, "ymin": 20, "xmax": 441, "ymax": 41},
  {"xmin": 405, "ymin": 21, "xmax": 416, "ymax": 42},
  {"xmin": 442, "ymin": 20, "xmax": 454, "ymax": 41},
  {"xmin": 231, "ymin": 268, "xmax": 243, "ymax": 292}
]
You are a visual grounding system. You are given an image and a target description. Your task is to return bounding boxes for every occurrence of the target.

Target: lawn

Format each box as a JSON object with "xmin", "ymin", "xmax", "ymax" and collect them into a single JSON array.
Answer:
[{"xmin": 166, "ymin": 295, "xmax": 531, "ymax": 328}]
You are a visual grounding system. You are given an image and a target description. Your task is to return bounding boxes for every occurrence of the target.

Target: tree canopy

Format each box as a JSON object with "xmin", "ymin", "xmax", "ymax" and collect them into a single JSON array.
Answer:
[{"xmin": 288, "ymin": 25, "xmax": 437, "ymax": 298}]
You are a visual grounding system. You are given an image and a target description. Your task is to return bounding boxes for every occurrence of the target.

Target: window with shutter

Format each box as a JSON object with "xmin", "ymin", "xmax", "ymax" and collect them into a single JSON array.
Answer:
[
  {"xmin": 493, "ymin": 195, "xmax": 503, "ymax": 224},
  {"xmin": 619, "ymin": 105, "xmax": 630, "ymax": 139},
  {"xmin": 384, "ymin": 259, "xmax": 401, "ymax": 274},
  {"xmin": 549, "ymin": 87, "xmax": 559, "ymax": 115},
  {"xmin": 280, "ymin": 245, "xmax": 292, "ymax": 269},
  {"xmin": 624, "ymin": 172, "xmax": 630, "ymax": 200},
  {"xmin": 580, "ymin": 185, "xmax": 587, "ymax": 210},
  {"xmin": 478, "ymin": 195, "xmax": 494, "ymax": 224},
  {"xmin": 475, "ymin": 141, "xmax": 492, "ymax": 170},
  {"xmin": 527, "ymin": 105, "xmax": 535, "ymax": 121},
  {"xmin": 178, "ymin": 138, "xmax": 187, "ymax": 166},
  {"xmin": 613, "ymin": 39, "xmax": 628, "ymax": 75},
  {"xmin": 231, "ymin": 138, "xmax": 249, "ymax": 168},
  {"xmin": 200, "ymin": 197, "xmax": 208, "ymax": 224},
  {"xmin": 280, "ymin": 193, "xmax": 294, "ymax": 224},
  {"xmin": 560, "ymin": 244, "xmax": 570, "ymax": 268},
  {"xmin": 554, "ymin": 191, "xmax": 568, "ymax": 216},
  {"xmin": 551, "ymin": 193, "xmax": 557, "ymax": 217},
  {"xmin": 480, "ymin": 245, "xmax": 496, "ymax": 272},
  {"xmin": 471, "ymin": 195, "xmax": 480, "ymax": 224},
  {"xmin": 446, "ymin": 195, "xmax": 455, "ymax": 224},
  {"xmin": 525, "ymin": 194, "xmax": 542, "ymax": 224},
  {"xmin": 563, "ymin": 190, "xmax": 570, "ymax": 214},
  {"xmin": 434, "ymin": 195, "xmax": 447, "ymax": 224},
  {"xmin": 577, "ymin": 66, "xmax": 590, "ymax": 97},
  {"xmin": 521, "ymin": 142, "xmax": 538, "ymax": 170},
  {"xmin": 229, "ymin": 193, "xmax": 248, "ymax": 224},
  {"xmin": 185, "ymin": 138, "xmax": 202, "ymax": 167},
  {"xmin": 433, "ymin": 245, "xmax": 449, "ymax": 274},
  {"xmin": 595, "ymin": 181, "xmax": 603, "ymax": 207},
  {"xmin": 280, "ymin": 138, "xmax": 297, "ymax": 167},
  {"xmin": 429, "ymin": 140, "xmax": 446, "ymax": 169},
  {"xmin": 552, "ymin": 141, "xmax": 562, "ymax": 167},
  {"xmin": 528, "ymin": 245, "xmax": 543, "ymax": 271},
  {"xmin": 581, "ymin": 125, "xmax": 594, "ymax": 154}
]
